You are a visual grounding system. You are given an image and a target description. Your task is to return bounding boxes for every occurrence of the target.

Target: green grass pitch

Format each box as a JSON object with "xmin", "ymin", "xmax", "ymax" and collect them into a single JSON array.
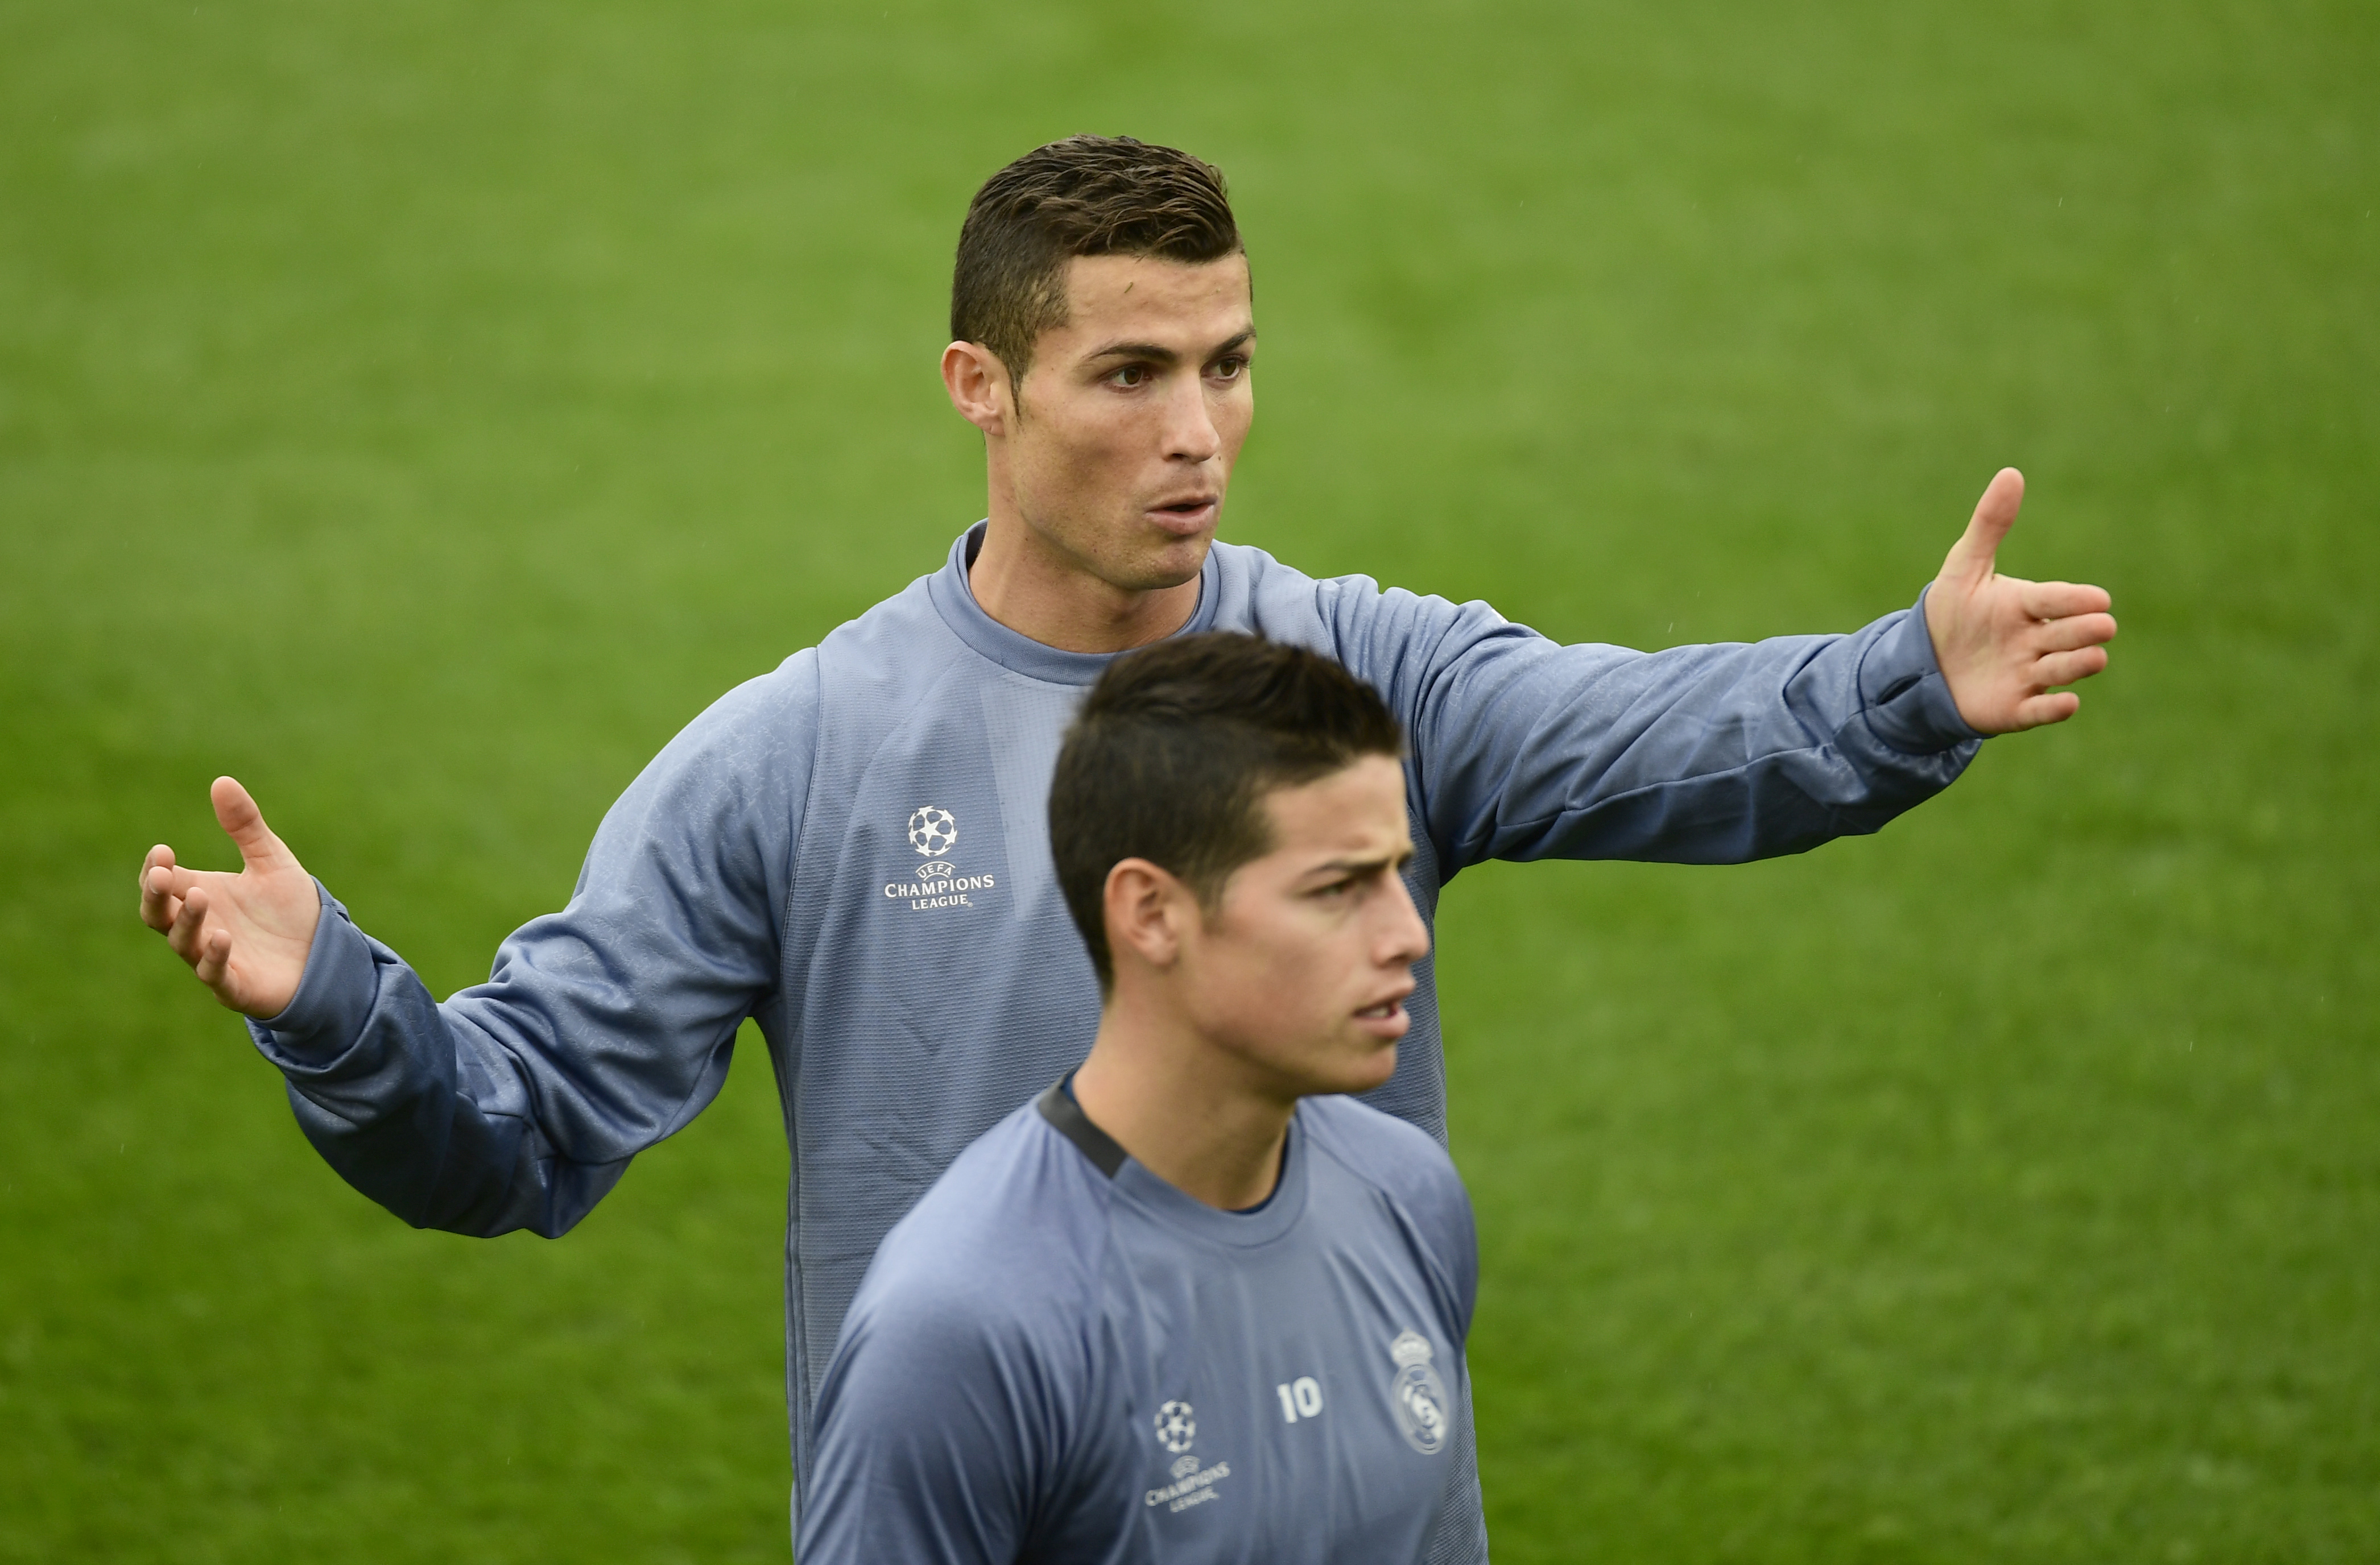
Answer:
[{"xmin": 2, "ymin": 1, "xmax": 2374, "ymax": 1559}]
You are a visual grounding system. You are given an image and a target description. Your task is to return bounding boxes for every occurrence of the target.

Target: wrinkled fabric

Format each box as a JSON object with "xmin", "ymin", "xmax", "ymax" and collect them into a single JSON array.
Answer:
[
  {"xmin": 799, "ymin": 1092, "xmax": 1478, "ymax": 1565},
  {"xmin": 249, "ymin": 523, "xmax": 1980, "ymax": 1543}
]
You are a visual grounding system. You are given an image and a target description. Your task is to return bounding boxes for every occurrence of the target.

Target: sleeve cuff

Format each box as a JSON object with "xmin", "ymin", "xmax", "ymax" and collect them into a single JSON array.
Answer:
[
  {"xmin": 1858, "ymin": 585, "xmax": 1986, "ymax": 755},
  {"xmin": 246, "ymin": 879, "xmax": 379, "ymax": 1069}
]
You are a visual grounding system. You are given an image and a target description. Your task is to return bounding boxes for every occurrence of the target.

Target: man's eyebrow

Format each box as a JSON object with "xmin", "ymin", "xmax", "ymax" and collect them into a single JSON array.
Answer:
[
  {"xmin": 1305, "ymin": 847, "xmax": 1414, "ymax": 877},
  {"xmin": 1084, "ymin": 341, "xmax": 1182, "ymax": 366},
  {"xmin": 1082, "ymin": 329, "xmax": 1257, "ymax": 366}
]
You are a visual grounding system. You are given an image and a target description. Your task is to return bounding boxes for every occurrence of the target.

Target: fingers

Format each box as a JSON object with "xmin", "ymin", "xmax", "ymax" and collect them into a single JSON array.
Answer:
[
  {"xmin": 1939, "ymin": 467, "xmax": 2024, "ymax": 589},
  {"xmin": 2032, "ymin": 647, "xmax": 2110, "ymax": 689},
  {"xmin": 166, "ymin": 882, "xmax": 243, "ymax": 1007},
  {"xmin": 2031, "ymin": 612, "xmax": 2119, "ymax": 653},
  {"xmin": 2011, "ymin": 691, "xmax": 2082, "ymax": 730},
  {"xmin": 167, "ymin": 881, "xmax": 213, "ymax": 967},
  {"xmin": 139, "ymin": 845, "xmax": 180, "ymax": 931},
  {"xmin": 193, "ymin": 923, "xmax": 233, "ymax": 992},
  {"xmin": 143, "ymin": 859, "xmax": 206, "ymax": 920},
  {"xmin": 211, "ymin": 776, "xmax": 287, "ymax": 871},
  {"xmin": 2019, "ymin": 578, "xmax": 2113, "ymax": 620}
]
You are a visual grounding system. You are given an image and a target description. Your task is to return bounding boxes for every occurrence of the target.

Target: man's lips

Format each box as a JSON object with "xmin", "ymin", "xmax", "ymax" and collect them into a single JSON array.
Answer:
[
  {"xmin": 1353, "ymin": 991, "xmax": 1414, "ymax": 1038},
  {"xmin": 1144, "ymin": 494, "xmax": 1219, "ymax": 533}
]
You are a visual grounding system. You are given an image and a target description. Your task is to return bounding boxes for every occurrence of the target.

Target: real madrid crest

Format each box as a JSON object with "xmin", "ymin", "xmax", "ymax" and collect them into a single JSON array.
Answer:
[{"xmin": 1387, "ymin": 1330, "xmax": 1450, "ymax": 1456}]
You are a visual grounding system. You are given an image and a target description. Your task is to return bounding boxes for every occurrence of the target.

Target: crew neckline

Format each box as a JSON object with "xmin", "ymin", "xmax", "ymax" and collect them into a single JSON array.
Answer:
[
  {"xmin": 1113, "ymin": 1108, "xmax": 1309, "ymax": 1250},
  {"xmin": 1035, "ymin": 1077, "xmax": 1310, "ymax": 1248},
  {"xmin": 924, "ymin": 521, "xmax": 1222, "ymax": 688}
]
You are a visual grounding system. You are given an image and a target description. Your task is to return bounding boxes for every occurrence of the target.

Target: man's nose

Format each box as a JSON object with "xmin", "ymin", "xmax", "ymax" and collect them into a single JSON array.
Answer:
[
  {"xmin": 1377, "ymin": 873, "xmax": 1432, "ymax": 968},
  {"xmin": 1160, "ymin": 377, "xmax": 1222, "ymax": 463}
]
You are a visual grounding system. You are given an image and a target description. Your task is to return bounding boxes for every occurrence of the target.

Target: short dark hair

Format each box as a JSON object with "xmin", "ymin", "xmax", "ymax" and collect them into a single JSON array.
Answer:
[
  {"xmin": 1049, "ymin": 633, "xmax": 1404, "ymax": 991},
  {"xmin": 952, "ymin": 135, "xmax": 1241, "ymax": 385}
]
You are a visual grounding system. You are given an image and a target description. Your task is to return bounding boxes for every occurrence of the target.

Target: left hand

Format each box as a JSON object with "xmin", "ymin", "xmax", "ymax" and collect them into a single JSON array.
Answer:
[{"xmin": 1925, "ymin": 469, "xmax": 2118, "ymax": 734}]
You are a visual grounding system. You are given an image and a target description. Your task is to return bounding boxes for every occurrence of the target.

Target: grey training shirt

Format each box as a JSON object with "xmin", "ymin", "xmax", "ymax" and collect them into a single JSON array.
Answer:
[
  {"xmin": 797, "ymin": 1084, "xmax": 1479, "ymax": 1565},
  {"xmin": 245, "ymin": 523, "xmax": 1980, "ymax": 1553}
]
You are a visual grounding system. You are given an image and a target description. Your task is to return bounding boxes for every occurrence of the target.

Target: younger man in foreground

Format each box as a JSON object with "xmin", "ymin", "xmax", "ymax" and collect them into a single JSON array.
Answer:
[{"xmin": 797, "ymin": 632, "xmax": 1477, "ymax": 1563}]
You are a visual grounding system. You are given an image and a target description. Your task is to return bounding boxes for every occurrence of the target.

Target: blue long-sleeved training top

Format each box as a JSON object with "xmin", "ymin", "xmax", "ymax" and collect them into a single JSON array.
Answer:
[
  {"xmin": 246, "ymin": 521, "xmax": 1980, "ymax": 1514},
  {"xmin": 796, "ymin": 1084, "xmax": 1478, "ymax": 1565}
]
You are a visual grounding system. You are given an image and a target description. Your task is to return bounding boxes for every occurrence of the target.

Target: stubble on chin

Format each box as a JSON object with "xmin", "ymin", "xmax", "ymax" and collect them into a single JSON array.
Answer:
[
  {"xmin": 1126, "ymin": 552, "xmax": 1208, "ymax": 594},
  {"xmin": 1097, "ymin": 530, "xmax": 1210, "ymax": 595}
]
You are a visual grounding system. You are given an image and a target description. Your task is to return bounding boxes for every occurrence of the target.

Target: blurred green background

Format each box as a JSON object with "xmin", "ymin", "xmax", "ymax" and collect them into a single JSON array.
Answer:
[{"xmin": 2, "ymin": 0, "xmax": 2373, "ymax": 1558}]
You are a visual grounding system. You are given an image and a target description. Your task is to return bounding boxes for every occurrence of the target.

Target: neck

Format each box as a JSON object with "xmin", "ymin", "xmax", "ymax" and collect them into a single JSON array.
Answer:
[
  {"xmin": 1070, "ymin": 987, "xmax": 1294, "ymax": 1211},
  {"xmin": 966, "ymin": 515, "xmax": 1201, "ymax": 657}
]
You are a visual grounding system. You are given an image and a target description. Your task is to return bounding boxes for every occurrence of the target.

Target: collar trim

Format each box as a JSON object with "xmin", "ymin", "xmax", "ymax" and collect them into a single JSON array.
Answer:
[
  {"xmin": 1035, "ymin": 1077, "xmax": 1128, "ymax": 1178},
  {"xmin": 925, "ymin": 522, "xmax": 1221, "ymax": 687}
]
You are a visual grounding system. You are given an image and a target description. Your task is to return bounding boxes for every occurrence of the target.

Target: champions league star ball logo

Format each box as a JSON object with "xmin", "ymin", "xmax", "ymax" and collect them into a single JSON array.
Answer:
[
  {"xmin": 884, "ymin": 805, "xmax": 993, "ymax": 913},
  {"xmin": 906, "ymin": 805, "xmax": 958, "ymax": 858},
  {"xmin": 1154, "ymin": 1400, "xmax": 1197, "ymax": 1455},
  {"xmin": 1145, "ymin": 1400, "xmax": 1233, "ymax": 1515},
  {"xmin": 1387, "ymin": 1331, "xmax": 1450, "ymax": 1456}
]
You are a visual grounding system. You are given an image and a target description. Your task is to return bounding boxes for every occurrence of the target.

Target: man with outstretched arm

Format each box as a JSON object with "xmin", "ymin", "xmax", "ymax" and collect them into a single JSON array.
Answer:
[
  {"xmin": 801, "ymin": 632, "xmax": 1476, "ymax": 1563},
  {"xmin": 136, "ymin": 136, "xmax": 2116, "ymax": 1552}
]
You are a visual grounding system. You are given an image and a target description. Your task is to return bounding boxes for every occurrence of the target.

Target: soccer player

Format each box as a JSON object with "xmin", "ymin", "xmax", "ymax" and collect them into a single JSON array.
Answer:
[
  {"xmin": 798, "ymin": 632, "xmax": 1476, "ymax": 1563},
  {"xmin": 135, "ymin": 135, "xmax": 2115, "ymax": 1555}
]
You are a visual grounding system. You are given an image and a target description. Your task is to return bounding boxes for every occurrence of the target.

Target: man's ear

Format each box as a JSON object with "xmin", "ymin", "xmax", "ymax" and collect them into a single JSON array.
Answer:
[
  {"xmin": 1102, "ymin": 858, "xmax": 1195, "ymax": 976},
  {"xmin": 941, "ymin": 341, "xmax": 1017, "ymax": 437}
]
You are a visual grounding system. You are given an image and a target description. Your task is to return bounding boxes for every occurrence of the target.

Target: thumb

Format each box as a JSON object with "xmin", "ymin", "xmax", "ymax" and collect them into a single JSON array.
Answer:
[
  {"xmin": 210, "ymin": 776, "xmax": 290, "ymax": 871},
  {"xmin": 1940, "ymin": 467, "xmax": 2024, "ymax": 589}
]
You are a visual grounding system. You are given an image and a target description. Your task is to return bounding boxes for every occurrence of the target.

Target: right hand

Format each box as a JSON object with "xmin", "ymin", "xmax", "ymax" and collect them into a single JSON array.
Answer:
[{"xmin": 139, "ymin": 777, "xmax": 323, "ymax": 1020}]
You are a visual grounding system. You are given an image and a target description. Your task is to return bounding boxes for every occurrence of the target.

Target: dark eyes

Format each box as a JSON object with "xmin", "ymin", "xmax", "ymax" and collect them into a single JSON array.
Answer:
[{"xmin": 1103, "ymin": 357, "xmax": 1249, "ymax": 389}]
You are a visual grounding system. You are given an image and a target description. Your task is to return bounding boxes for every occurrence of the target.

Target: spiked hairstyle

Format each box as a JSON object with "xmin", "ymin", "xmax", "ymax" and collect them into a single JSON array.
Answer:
[{"xmin": 952, "ymin": 135, "xmax": 1241, "ymax": 385}]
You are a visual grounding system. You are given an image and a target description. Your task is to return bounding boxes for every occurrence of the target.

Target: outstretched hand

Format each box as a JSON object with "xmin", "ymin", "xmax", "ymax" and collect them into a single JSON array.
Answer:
[
  {"xmin": 1925, "ymin": 469, "xmax": 2117, "ymax": 735},
  {"xmin": 138, "ymin": 777, "xmax": 321, "ymax": 1020}
]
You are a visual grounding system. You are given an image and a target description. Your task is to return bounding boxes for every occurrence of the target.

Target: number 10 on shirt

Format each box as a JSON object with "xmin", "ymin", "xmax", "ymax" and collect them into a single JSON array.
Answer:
[{"xmin": 1276, "ymin": 1376, "xmax": 1325, "ymax": 1423}]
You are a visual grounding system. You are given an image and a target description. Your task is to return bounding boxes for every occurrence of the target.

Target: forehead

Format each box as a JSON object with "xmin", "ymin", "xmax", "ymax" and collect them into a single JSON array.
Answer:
[
  {"xmin": 1257, "ymin": 755, "xmax": 1411, "ymax": 858},
  {"xmin": 1052, "ymin": 252, "xmax": 1253, "ymax": 350}
]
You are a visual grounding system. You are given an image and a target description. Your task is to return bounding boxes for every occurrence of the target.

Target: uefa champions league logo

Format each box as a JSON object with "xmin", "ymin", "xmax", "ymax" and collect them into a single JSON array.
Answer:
[
  {"xmin": 907, "ymin": 805, "xmax": 958, "ymax": 857},
  {"xmin": 882, "ymin": 805, "xmax": 994, "ymax": 912},
  {"xmin": 1154, "ymin": 1400, "xmax": 1196, "ymax": 1455},
  {"xmin": 1144, "ymin": 1398, "xmax": 1232, "ymax": 1514}
]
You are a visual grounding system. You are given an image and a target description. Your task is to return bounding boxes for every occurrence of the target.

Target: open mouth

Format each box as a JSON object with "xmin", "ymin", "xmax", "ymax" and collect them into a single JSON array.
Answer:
[
  {"xmin": 1354, "ymin": 1000, "xmax": 1404, "ymax": 1021},
  {"xmin": 1148, "ymin": 495, "xmax": 1218, "ymax": 527}
]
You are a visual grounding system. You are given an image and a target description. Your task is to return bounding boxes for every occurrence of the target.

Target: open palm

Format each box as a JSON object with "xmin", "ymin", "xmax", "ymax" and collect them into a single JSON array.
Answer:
[{"xmin": 138, "ymin": 776, "xmax": 321, "ymax": 1019}]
